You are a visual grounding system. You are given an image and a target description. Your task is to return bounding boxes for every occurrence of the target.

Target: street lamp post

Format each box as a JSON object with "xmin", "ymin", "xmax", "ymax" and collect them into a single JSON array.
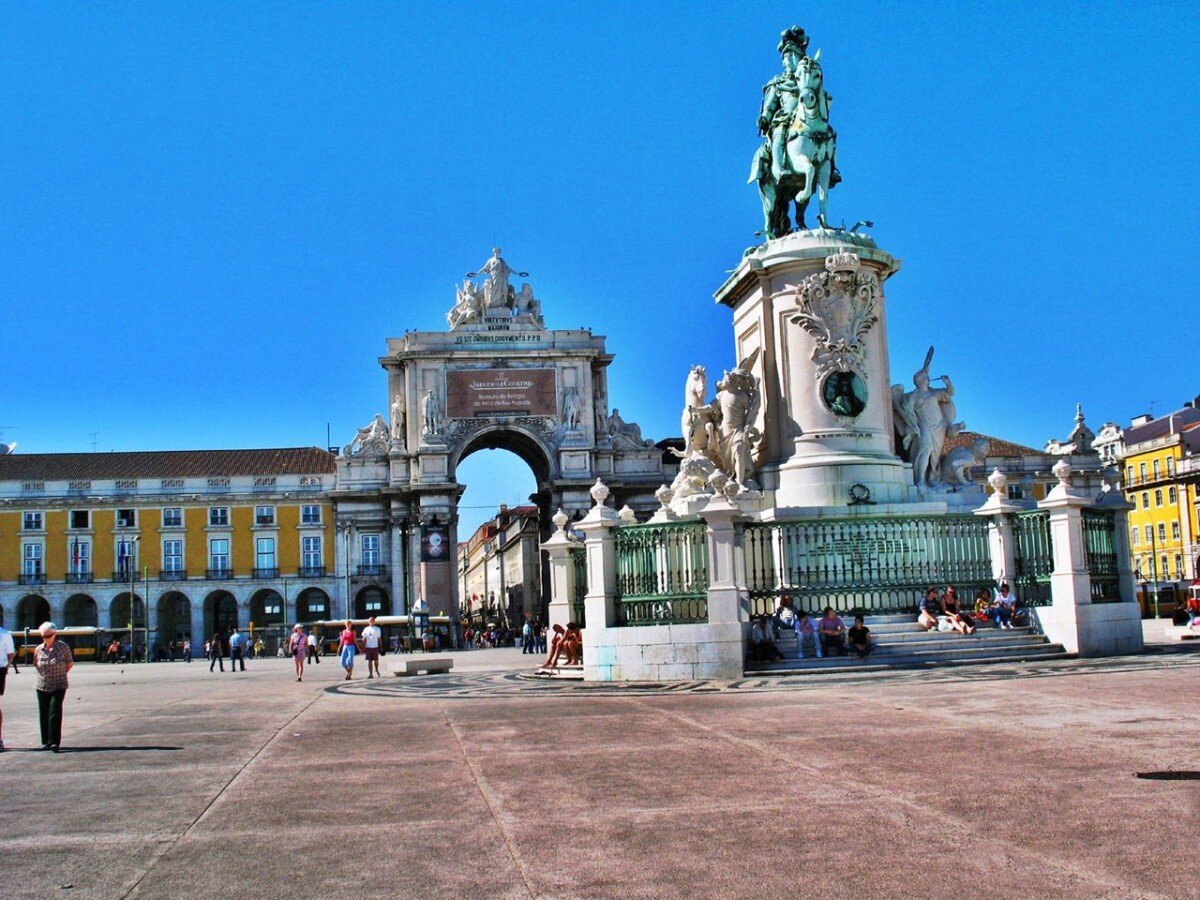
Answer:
[{"xmin": 338, "ymin": 521, "xmax": 352, "ymax": 622}]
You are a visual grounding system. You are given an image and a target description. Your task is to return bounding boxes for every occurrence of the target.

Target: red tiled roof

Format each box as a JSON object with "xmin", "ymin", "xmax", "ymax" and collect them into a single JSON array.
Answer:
[
  {"xmin": 944, "ymin": 431, "xmax": 1042, "ymax": 457},
  {"xmin": 0, "ymin": 447, "xmax": 336, "ymax": 481}
]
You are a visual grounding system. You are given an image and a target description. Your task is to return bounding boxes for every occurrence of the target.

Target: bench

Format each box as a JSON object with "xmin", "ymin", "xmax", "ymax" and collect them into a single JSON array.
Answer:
[
  {"xmin": 392, "ymin": 657, "xmax": 454, "ymax": 677},
  {"xmin": 1164, "ymin": 625, "xmax": 1200, "ymax": 641}
]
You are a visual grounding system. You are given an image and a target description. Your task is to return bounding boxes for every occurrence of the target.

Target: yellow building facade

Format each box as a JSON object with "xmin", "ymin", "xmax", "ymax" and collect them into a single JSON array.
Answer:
[
  {"xmin": 1120, "ymin": 406, "xmax": 1200, "ymax": 613},
  {"xmin": 0, "ymin": 448, "xmax": 340, "ymax": 649}
]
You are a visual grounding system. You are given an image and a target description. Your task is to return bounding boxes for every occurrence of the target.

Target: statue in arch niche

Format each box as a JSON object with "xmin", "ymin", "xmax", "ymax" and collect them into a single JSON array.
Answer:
[
  {"xmin": 390, "ymin": 392, "xmax": 407, "ymax": 450},
  {"xmin": 421, "ymin": 389, "xmax": 442, "ymax": 438},
  {"xmin": 562, "ymin": 387, "xmax": 584, "ymax": 433}
]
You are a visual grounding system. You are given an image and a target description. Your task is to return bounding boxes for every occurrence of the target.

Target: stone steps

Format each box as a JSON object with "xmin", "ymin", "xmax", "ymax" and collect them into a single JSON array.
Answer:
[{"xmin": 745, "ymin": 646, "xmax": 1073, "ymax": 676}]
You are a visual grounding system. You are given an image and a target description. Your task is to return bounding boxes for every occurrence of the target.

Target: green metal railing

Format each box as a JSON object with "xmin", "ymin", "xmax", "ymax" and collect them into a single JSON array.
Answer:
[
  {"xmin": 570, "ymin": 546, "xmax": 587, "ymax": 627},
  {"xmin": 613, "ymin": 521, "xmax": 708, "ymax": 625},
  {"xmin": 1083, "ymin": 509, "xmax": 1121, "ymax": 603},
  {"xmin": 1012, "ymin": 510, "xmax": 1053, "ymax": 606},
  {"xmin": 744, "ymin": 514, "xmax": 994, "ymax": 615}
]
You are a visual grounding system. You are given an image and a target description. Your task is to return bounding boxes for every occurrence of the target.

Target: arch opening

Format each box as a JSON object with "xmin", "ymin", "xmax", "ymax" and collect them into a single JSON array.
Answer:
[
  {"xmin": 157, "ymin": 591, "xmax": 192, "ymax": 642},
  {"xmin": 110, "ymin": 593, "xmax": 146, "ymax": 630},
  {"xmin": 64, "ymin": 594, "xmax": 99, "ymax": 628},
  {"xmin": 17, "ymin": 595, "xmax": 51, "ymax": 631},
  {"xmin": 204, "ymin": 591, "xmax": 238, "ymax": 637}
]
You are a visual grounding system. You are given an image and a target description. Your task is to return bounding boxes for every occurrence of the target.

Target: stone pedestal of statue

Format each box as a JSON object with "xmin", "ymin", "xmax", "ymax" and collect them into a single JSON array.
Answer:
[{"xmin": 715, "ymin": 230, "xmax": 918, "ymax": 510}]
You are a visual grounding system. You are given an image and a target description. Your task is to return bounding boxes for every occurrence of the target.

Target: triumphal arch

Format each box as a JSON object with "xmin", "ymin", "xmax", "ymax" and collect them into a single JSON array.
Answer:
[{"xmin": 329, "ymin": 249, "xmax": 669, "ymax": 618}]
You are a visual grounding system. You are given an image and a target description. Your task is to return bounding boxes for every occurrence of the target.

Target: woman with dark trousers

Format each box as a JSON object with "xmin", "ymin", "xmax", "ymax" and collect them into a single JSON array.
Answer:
[{"xmin": 34, "ymin": 622, "xmax": 73, "ymax": 752}]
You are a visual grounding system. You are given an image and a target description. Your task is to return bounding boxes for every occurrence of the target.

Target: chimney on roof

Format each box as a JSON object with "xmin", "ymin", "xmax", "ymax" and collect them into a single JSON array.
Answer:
[{"xmin": 1132, "ymin": 414, "xmax": 1152, "ymax": 426}]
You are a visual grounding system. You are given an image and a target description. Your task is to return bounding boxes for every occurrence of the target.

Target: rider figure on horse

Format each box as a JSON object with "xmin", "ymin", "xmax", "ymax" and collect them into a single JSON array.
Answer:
[{"xmin": 758, "ymin": 26, "xmax": 808, "ymax": 181}]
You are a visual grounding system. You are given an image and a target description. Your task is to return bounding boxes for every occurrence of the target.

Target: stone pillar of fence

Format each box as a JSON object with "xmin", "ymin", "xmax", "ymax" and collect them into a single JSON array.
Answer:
[
  {"xmin": 541, "ymin": 508, "xmax": 578, "ymax": 634},
  {"xmin": 973, "ymin": 468, "xmax": 1021, "ymax": 587},
  {"xmin": 577, "ymin": 480, "xmax": 620, "ymax": 673},
  {"xmin": 1037, "ymin": 460, "xmax": 1142, "ymax": 656},
  {"xmin": 1095, "ymin": 476, "xmax": 1137, "ymax": 604},
  {"xmin": 698, "ymin": 487, "xmax": 748, "ymax": 626}
]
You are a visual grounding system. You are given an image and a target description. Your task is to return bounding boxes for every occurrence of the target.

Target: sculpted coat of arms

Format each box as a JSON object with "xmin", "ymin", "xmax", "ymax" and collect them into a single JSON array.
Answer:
[{"xmin": 791, "ymin": 250, "xmax": 879, "ymax": 378}]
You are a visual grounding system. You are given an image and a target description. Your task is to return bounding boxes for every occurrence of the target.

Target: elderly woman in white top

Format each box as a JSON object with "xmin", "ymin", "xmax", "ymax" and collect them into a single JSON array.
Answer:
[{"xmin": 34, "ymin": 621, "xmax": 73, "ymax": 752}]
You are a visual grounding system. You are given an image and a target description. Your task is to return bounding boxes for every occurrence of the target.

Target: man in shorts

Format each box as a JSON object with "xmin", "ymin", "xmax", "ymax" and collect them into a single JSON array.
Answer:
[
  {"xmin": 0, "ymin": 621, "xmax": 15, "ymax": 751},
  {"xmin": 361, "ymin": 616, "xmax": 382, "ymax": 679}
]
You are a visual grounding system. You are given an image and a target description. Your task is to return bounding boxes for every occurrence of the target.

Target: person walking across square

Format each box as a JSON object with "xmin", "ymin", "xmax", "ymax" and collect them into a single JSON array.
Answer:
[
  {"xmin": 0, "ymin": 621, "xmax": 14, "ymax": 752},
  {"xmin": 228, "ymin": 628, "xmax": 246, "ymax": 671},
  {"xmin": 33, "ymin": 622, "xmax": 72, "ymax": 752},
  {"xmin": 288, "ymin": 625, "xmax": 307, "ymax": 682},
  {"xmin": 339, "ymin": 620, "xmax": 357, "ymax": 681},
  {"xmin": 209, "ymin": 631, "xmax": 225, "ymax": 672},
  {"xmin": 361, "ymin": 616, "xmax": 382, "ymax": 679}
]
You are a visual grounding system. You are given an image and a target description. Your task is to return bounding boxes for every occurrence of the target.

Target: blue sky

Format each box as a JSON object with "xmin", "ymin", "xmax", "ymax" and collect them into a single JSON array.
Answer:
[{"xmin": 2, "ymin": 3, "xmax": 1197, "ymax": 537}]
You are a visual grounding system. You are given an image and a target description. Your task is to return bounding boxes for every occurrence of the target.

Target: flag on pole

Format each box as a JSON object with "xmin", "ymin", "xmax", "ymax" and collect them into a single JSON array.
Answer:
[
  {"xmin": 118, "ymin": 541, "xmax": 129, "ymax": 576},
  {"xmin": 71, "ymin": 539, "xmax": 79, "ymax": 573}
]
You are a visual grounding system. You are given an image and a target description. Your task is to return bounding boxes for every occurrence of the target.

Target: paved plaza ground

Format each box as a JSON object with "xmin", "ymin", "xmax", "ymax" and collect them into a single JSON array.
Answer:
[{"xmin": 1, "ymin": 637, "xmax": 1199, "ymax": 899}]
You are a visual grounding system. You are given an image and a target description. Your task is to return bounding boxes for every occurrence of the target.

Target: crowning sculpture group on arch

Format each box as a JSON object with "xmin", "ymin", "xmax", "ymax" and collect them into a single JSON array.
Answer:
[{"xmin": 331, "ymin": 24, "xmax": 1142, "ymax": 682}]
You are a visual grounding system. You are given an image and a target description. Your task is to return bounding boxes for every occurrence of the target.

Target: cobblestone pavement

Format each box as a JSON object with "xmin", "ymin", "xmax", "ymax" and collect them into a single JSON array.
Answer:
[{"xmin": 1, "ymin": 647, "xmax": 1197, "ymax": 898}]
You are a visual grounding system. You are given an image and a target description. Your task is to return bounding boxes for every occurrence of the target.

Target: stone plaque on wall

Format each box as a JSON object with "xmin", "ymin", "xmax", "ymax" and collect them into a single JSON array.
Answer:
[{"xmin": 447, "ymin": 368, "xmax": 557, "ymax": 418}]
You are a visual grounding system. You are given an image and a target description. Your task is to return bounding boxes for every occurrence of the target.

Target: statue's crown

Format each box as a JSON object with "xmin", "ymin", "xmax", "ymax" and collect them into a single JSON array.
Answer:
[
  {"xmin": 825, "ymin": 250, "xmax": 861, "ymax": 273},
  {"xmin": 778, "ymin": 26, "xmax": 809, "ymax": 56}
]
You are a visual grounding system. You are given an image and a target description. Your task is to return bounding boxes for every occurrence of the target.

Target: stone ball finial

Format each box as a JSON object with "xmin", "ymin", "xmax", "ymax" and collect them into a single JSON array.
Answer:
[
  {"xmin": 1101, "ymin": 466, "xmax": 1121, "ymax": 492},
  {"xmin": 655, "ymin": 485, "xmax": 673, "ymax": 508},
  {"xmin": 618, "ymin": 505, "xmax": 637, "ymax": 524},
  {"xmin": 987, "ymin": 468, "xmax": 1007, "ymax": 495},
  {"xmin": 552, "ymin": 508, "xmax": 569, "ymax": 533},
  {"xmin": 590, "ymin": 478, "xmax": 610, "ymax": 507},
  {"xmin": 1053, "ymin": 458, "xmax": 1073, "ymax": 486},
  {"xmin": 707, "ymin": 470, "xmax": 729, "ymax": 494}
]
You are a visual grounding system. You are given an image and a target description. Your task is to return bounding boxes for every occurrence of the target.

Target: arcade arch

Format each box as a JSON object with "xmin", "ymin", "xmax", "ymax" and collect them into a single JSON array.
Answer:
[
  {"xmin": 296, "ymin": 587, "xmax": 330, "ymax": 622},
  {"xmin": 249, "ymin": 588, "xmax": 285, "ymax": 629},
  {"xmin": 110, "ymin": 593, "xmax": 146, "ymax": 630},
  {"xmin": 17, "ymin": 594, "xmax": 50, "ymax": 630},
  {"xmin": 354, "ymin": 585, "xmax": 390, "ymax": 619},
  {"xmin": 204, "ymin": 590, "xmax": 238, "ymax": 636},
  {"xmin": 64, "ymin": 594, "xmax": 98, "ymax": 628},
  {"xmin": 157, "ymin": 591, "xmax": 192, "ymax": 642}
]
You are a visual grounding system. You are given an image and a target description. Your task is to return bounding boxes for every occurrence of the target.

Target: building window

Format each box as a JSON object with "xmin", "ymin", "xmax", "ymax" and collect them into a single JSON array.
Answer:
[
  {"xmin": 255, "ymin": 506, "xmax": 276, "ymax": 526},
  {"xmin": 1139, "ymin": 462, "xmax": 1147, "ymax": 479},
  {"xmin": 209, "ymin": 507, "xmax": 229, "ymax": 527},
  {"xmin": 1161, "ymin": 555, "xmax": 1170, "ymax": 578},
  {"xmin": 22, "ymin": 543, "xmax": 43, "ymax": 576},
  {"xmin": 1169, "ymin": 487, "xmax": 1178, "ymax": 505},
  {"xmin": 1155, "ymin": 489, "xmax": 1163, "ymax": 507},
  {"xmin": 301, "ymin": 504, "xmax": 322, "ymax": 525},
  {"xmin": 1158, "ymin": 523, "xmax": 1167, "ymax": 543},
  {"xmin": 69, "ymin": 539, "xmax": 91, "ymax": 575},
  {"xmin": 361, "ymin": 533, "xmax": 381, "ymax": 567},
  {"xmin": 1142, "ymin": 493, "xmax": 1150, "ymax": 509},
  {"xmin": 116, "ymin": 539, "xmax": 137, "ymax": 576},
  {"xmin": 302, "ymin": 536, "xmax": 322, "ymax": 568},
  {"xmin": 22, "ymin": 511, "xmax": 43, "ymax": 531},
  {"xmin": 69, "ymin": 509, "xmax": 90, "ymax": 529},
  {"xmin": 1171, "ymin": 521, "xmax": 1181, "ymax": 541},
  {"xmin": 163, "ymin": 540, "xmax": 184, "ymax": 572},
  {"xmin": 116, "ymin": 508, "xmax": 136, "ymax": 528},
  {"xmin": 1131, "ymin": 527, "xmax": 1139, "ymax": 546},
  {"xmin": 256, "ymin": 537, "xmax": 276, "ymax": 571},
  {"xmin": 1175, "ymin": 553, "xmax": 1184, "ymax": 578},
  {"xmin": 1126, "ymin": 466, "xmax": 1134, "ymax": 484},
  {"xmin": 209, "ymin": 539, "xmax": 230, "ymax": 572},
  {"xmin": 1167, "ymin": 457, "xmax": 1175, "ymax": 476},
  {"xmin": 1144, "ymin": 525, "xmax": 1153, "ymax": 544},
  {"xmin": 1006, "ymin": 484, "xmax": 1025, "ymax": 501},
  {"xmin": 1153, "ymin": 460, "xmax": 1162, "ymax": 479}
]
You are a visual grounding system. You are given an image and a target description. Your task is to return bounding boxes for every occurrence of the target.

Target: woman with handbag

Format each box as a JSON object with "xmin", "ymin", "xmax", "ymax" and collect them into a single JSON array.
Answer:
[{"xmin": 33, "ymin": 622, "xmax": 73, "ymax": 752}]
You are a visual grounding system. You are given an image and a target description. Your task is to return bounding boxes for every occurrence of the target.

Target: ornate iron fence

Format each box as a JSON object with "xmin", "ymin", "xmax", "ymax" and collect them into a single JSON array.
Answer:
[
  {"xmin": 570, "ymin": 546, "xmax": 587, "ymax": 627},
  {"xmin": 1082, "ymin": 509, "xmax": 1121, "ymax": 603},
  {"xmin": 744, "ymin": 514, "xmax": 994, "ymax": 615},
  {"xmin": 1012, "ymin": 510, "xmax": 1053, "ymax": 606},
  {"xmin": 613, "ymin": 521, "xmax": 708, "ymax": 626}
]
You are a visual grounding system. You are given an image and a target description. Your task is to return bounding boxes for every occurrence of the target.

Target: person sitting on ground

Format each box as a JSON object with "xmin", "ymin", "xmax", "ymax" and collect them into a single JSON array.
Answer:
[
  {"xmin": 543, "ymin": 622, "xmax": 582, "ymax": 668},
  {"xmin": 847, "ymin": 615, "xmax": 873, "ymax": 659},
  {"xmin": 941, "ymin": 585, "xmax": 976, "ymax": 635},
  {"xmin": 918, "ymin": 587, "xmax": 942, "ymax": 632},
  {"xmin": 818, "ymin": 607, "xmax": 846, "ymax": 656},
  {"xmin": 758, "ymin": 615, "xmax": 784, "ymax": 662},
  {"xmin": 991, "ymin": 583, "xmax": 1017, "ymax": 629},
  {"xmin": 793, "ymin": 608, "xmax": 822, "ymax": 659},
  {"xmin": 974, "ymin": 588, "xmax": 993, "ymax": 621}
]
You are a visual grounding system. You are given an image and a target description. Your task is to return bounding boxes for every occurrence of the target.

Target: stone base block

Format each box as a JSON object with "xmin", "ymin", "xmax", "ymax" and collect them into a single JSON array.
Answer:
[
  {"xmin": 1032, "ymin": 601, "xmax": 1144, "ymax": 657},
  {"xmin": 583, "ymin": 621, "xmax": 743, "ymax": 682}
]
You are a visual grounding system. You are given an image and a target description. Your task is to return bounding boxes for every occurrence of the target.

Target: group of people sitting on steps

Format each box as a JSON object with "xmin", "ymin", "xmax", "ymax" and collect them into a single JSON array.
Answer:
[
  {"xmin": 919, "ymin": 582, "xmax": 1024, "ymax": 634},
  {"xmin": 749, "ymin": 584, "xmax": 1028, "ymax": 666},
  {"xmin": 749, "ymin": 598, "xmax": 873, "ymax": 663}
]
